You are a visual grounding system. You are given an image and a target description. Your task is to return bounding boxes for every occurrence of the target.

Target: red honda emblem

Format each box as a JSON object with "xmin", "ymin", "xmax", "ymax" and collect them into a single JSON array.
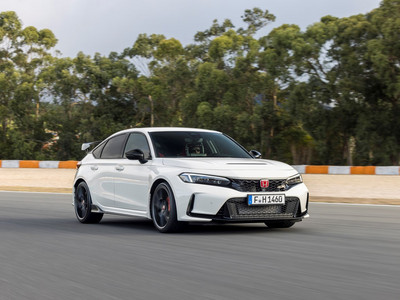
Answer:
[{"xmin": 260, "ymin": 179, "xmax": 269, "ymax": 188}]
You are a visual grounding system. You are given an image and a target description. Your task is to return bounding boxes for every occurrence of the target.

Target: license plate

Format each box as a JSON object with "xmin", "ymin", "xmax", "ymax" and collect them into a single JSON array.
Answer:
[{"xmin": 248, "ymin": 194, "xmax": 285, "ymax": 205}]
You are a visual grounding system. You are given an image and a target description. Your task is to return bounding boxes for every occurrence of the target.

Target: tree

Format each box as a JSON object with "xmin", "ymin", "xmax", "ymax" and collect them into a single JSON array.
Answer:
[
  {"xmin": 3, "ymin": 4, "xmax": 400, "ymax": 165},
  {"xmin": 42, "ymin": 52, "xmax": 139, "ymax": 159},
  {"xmin": 123, "ymin": 34, "xmax": 194, "ymax": 127},
  {"xmin": 0, "ymin": 11, "xmax": 57, "ymax": 159}
]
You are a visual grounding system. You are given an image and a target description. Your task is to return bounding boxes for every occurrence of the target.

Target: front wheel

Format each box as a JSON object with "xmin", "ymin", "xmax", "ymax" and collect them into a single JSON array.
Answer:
[
  {"xmin": 74, "ymin": 181, "xmax": 103, "ymax": 224},
  {"xmin": 265, "ymin": 220, "xmax": 296, "ymax": 228},
  {"xmin": 151, "ymin": 182, "xmax": 183, "ymax": 233}
]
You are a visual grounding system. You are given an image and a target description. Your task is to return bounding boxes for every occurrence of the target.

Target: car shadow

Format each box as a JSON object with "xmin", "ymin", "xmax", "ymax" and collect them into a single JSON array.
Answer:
[
  {"xmin": 98, "ymin": 216, "xmax": 303, "ymax": 235},
  {"xmin": 0, "ymin": 214, "xmax": 304, "ymax": 236}
]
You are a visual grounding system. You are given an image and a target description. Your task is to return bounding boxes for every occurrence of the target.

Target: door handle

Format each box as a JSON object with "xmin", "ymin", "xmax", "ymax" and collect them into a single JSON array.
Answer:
[
  {"xmin": 90, "ymin": 165, "xmax": 98, "ymax": 171},
  {"xmin": 115, "ymin": 165, "xmax": 124, "ymax": 171}
]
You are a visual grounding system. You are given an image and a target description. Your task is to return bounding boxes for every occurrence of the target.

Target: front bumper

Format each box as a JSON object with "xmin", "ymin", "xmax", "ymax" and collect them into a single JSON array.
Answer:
[
  {"xmin": 186, "ymin": 195, "xmax": 308, "ymax": 223},
  {"xmin": 172, "ymin": 180, "xmax": 309, "ymax": 222}
]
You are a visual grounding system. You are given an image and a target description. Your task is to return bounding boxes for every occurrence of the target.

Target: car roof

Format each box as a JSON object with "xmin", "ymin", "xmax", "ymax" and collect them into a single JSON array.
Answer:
[{"xmin": 112, "ymin": 127, "xmax": 222, "ymax": 136}]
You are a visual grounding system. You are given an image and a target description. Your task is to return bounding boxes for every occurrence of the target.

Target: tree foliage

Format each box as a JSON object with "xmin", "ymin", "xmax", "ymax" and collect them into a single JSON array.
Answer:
[{"xmin": 1, "ymin": 1, "xmax": 400, "ymax": 165}]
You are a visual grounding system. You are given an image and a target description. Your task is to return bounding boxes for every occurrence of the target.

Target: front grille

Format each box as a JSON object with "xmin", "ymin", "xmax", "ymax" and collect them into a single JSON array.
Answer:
[
  {"xmin": 230, "ymin": 179, "xmax": 287, "ymax": 192},
  {"xmin": 217, "ymin": 197, "xmax": 300, "ymax": 220}
]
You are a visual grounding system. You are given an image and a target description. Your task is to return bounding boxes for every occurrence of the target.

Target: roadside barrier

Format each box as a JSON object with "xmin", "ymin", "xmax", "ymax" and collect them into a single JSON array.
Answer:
[
  {"xmin": 0, "ymin": 160, "xmax": 399, "ymax": 174},
  {"xmin": 0, "ymin": 160, "xmax": 78, "ymax": 169},
  {"xmin": 293, "ymin": 165, "xmax": 400, "ymax": 175}
]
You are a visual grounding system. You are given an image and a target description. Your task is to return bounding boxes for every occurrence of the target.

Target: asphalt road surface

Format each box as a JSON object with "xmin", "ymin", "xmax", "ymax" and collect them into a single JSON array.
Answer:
[{"xmin": 1, "ymin": 192, "xmax": 399, "ymax": 300}]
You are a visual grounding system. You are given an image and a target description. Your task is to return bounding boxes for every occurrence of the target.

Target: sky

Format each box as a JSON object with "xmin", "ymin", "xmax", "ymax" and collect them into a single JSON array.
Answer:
[{"xmin": 1, "ymin": 0, "xmax": 382, "ymax": 58}]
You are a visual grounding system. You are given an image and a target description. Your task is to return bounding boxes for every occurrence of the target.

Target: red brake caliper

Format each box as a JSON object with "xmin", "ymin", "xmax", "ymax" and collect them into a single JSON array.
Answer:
[{"xmin": 166, "ymin": 197, "xmax": 170, "ymax": 211}]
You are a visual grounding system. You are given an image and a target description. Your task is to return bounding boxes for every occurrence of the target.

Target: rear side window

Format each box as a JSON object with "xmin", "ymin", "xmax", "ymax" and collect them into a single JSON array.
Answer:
[
  {"xmin": 100, "ymin": 134, "xmax": 127, "ymax": 159},
  {"xmin": 92, "ymin": 142, "xmax": 105, "ymax": 158}
]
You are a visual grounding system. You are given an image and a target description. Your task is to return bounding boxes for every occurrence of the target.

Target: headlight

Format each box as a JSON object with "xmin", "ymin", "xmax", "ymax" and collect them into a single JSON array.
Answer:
[
  {"xmin": 286, "ymin": 174, "xmax": 303, "ymax": 186},
  {"xmin": 179, "ymin": 173, "xmax": 230, "ymax": 187}
]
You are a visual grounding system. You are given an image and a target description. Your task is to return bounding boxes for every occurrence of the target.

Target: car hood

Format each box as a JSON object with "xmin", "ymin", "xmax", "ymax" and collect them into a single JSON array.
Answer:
[{"xmin": 161, "ymin": 158, "xmax": 297, "ymax": 179}]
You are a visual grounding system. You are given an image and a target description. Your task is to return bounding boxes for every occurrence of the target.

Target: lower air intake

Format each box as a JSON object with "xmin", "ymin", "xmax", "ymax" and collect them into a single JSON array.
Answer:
[{"xmin": 219, "ymin": 197, "xmax": 300, "ymax": 220}]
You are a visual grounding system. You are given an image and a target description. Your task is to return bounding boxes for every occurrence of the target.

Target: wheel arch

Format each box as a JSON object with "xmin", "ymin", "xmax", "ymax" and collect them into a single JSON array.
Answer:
[
  {"xmin": 73, "ymin": 178, "xmax": 86, "ymax": 192},
  {"xmin": 149, "ymin": 178, "xmax": 170, "ymax": 218}
]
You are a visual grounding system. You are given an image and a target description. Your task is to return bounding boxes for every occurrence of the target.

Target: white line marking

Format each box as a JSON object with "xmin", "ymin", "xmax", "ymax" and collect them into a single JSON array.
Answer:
[
  {"xmin": 312, "ymin": 202, "xmax": 400, "ymax": 207},
  {"xmin": 0, "ymin": 190, "xmax": 71, "ymax": 195}
]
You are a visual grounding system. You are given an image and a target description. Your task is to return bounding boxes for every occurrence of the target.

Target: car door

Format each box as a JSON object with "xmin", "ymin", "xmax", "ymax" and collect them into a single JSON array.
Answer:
[
  {"xmin": 89, "ymin": 133, "xmax": 127, "ymax": 208},
  {"xmin": 113, "ymin": 132, "xmax": 152, "ymax": 212}
]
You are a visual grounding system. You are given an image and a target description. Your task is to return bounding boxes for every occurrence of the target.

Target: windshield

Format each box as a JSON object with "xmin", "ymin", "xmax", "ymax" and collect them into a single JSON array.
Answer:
[{"xmin": 149, "ymin": 131, "xmax": 253, "ymax": 158}]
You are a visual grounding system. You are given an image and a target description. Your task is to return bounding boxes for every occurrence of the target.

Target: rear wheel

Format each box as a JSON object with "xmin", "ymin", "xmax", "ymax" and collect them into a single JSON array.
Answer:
[
  {"xmin": 265, "ymin": 220, "xmax": 295, "ymax": 228},
  {"xmin": 151, "ymin": 182, "xmax": 182, "ymax": 233},
  {"xmin": 74, "ymin": 181, "xmax": 103, "ymax": 224}
]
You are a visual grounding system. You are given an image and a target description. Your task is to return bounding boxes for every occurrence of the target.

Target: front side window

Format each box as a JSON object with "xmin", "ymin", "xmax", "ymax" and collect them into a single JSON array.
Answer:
[
  {"xmin": 124, "ymin": 133, "xmax": 151, "ymax": 159},
  {"xmin": 100, "ymin": 134, "xmax": 127, "ymax": 159},
  {"xmin": 149, "ymin": 131, "xmax": 252, "ymax": 158}
]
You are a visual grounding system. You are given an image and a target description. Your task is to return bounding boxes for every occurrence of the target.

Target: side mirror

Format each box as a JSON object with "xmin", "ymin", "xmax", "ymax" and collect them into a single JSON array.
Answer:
[
  {"xmin": 249, "ymin": 150, "xmax": 262, "ymax": 159},
  {"xmin": 125, "ymin": 149, "xmax": 148, "ymax": 164}
]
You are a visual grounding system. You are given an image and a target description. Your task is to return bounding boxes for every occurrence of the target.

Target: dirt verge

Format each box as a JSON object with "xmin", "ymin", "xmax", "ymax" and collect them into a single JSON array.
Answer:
[{"xmin": 0, "ymin": 169, "xmax": 399, "ymax": 205}]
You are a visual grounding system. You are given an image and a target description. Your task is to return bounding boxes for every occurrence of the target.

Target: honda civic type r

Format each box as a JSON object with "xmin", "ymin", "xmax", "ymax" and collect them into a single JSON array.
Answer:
[{"xmin": 73, "ymin": 127, "xmax": 309, "ymax": 232}]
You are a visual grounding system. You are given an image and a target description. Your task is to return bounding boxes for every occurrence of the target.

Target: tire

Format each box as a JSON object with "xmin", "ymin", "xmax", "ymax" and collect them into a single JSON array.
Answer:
[
  {"xmin": 151, "ymin": 182, "xmax": 183, "ymax": 233},
  {"xmin": 74, "ymin": 181, "xmax": 103, "ymax": 224},
  {"xmin": 265, "ymin": 220, "xmax": 296, "ymax": 228}
]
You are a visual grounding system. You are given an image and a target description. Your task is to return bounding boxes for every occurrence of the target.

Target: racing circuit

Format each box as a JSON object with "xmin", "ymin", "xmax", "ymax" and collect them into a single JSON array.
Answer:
[{"xmin": 0, "ymin": 170, "xmax": 400, "ymax": 299}]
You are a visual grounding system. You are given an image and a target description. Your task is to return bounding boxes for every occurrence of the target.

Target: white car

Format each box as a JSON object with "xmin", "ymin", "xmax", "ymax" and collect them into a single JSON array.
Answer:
[{"xmin": 73, "ymin": 127, "xmax": 309, "ymax": 232}]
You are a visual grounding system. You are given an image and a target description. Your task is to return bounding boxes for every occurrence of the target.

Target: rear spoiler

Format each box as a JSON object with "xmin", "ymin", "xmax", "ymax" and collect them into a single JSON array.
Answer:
[{"xmin": 81, "ymin": 141, "xmax": 101, "ymax": 151}]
